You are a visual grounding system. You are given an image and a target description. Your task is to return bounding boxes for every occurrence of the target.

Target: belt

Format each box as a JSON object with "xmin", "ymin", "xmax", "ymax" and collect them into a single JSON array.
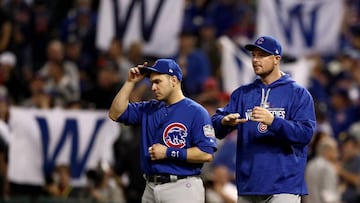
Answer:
[{"xmin": 144, "ymin": 174, "xmax": 190, "ymax": 184}]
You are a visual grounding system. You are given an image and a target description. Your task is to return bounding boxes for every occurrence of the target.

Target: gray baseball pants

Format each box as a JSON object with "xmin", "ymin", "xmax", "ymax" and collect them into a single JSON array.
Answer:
[
  {"xmin": 237, "ymin": 194, "xmax": 301, "ymax": 203},
  {"xmin": 142, "ymin": 176, "xmax": 205, "ymax": 203}
]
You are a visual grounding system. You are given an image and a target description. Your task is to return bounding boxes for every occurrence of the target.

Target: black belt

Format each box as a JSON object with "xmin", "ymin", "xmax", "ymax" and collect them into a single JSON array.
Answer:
[{"xmin": 144, "ymin": 174, "xmax": 190, "ymax": 184}]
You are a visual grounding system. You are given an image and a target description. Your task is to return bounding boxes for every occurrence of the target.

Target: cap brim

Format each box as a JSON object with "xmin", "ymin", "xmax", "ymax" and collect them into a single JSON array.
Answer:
[
  {"xmin": 139, "ymin": 67, "xmax": 160, "ymax": 76},
  {"xmin": 244, "ymin": 44, "xmax": 273, "ymax": 55}
]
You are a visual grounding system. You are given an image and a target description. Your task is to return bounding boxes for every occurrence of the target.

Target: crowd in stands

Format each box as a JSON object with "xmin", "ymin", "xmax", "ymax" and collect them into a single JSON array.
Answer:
[{"xmin": 0, "ymin": 0, "xmax": 360, "ymax": 202}]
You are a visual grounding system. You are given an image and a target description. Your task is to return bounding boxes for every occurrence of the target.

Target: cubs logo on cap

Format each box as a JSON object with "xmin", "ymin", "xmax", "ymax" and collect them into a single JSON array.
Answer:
[{"xmin": 245, "ymin": 36, "xmax": 282, "ymax": 56}]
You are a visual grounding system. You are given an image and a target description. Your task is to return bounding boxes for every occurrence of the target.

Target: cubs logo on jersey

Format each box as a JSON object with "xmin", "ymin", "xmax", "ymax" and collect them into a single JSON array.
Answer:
[
  {"xmin": 163, "ymin": 123, "xmax": 187, "ymax": 148},
  {"xmin": 257, "ymin": 122, "xmax": 268, "ymax": 133}
]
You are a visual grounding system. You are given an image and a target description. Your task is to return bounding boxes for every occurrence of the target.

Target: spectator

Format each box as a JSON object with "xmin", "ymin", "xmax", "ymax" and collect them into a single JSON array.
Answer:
[
  {"xmin": 112, "ymin": 125, "xmax": 145, "ymax": 203},
  {"xmin": 348, "ymin": 121, "xmax": 360, "ymax": 142},
  {"xmin": 205, "ymin": 165, "xmax": 237, "ymax": 203},
  {"xmin": 328, "ymin": 87, "xmax": 359, "ymax": 140},
  {"xmin": 175, "ymin": 30, "xmax": 211, "ymax": 97},
  {"xmin": 126, "ymin": 40, "xmax": 145, "ymax": 66},
  {"xmin": 341, "ymin": 48, "xmax": 360, "ymax": 106},
  {"xmin": 206, "ymin": 0, "xmax": 246, "ymax": 37},
  {"xmin": 3, "ymin": 0, "xmax": 32, "ymax": 70},
  {"xmin": 349, "ymin": 25, "xmax": 360, "ymax": 50},
  {"xmin": 64, "ymin": 35, "xmax": 94, "ymax": 95},
  {"xmin": 101, "ymin": 37, "xmax": 133, "ymax": 84},
  {"xmin": 60, "ymin": 0, "xmax": 97, "ymax": 88},
  {"xmin": 39, "ymin": 39, "xmax": 80, "ymax": 106},
  {"xmin": 337, "ymin": 134, "xmax": 360, "ymax": 203},
  {"xmin": 0, "ymin": 51, "xmax": 30, "ymax": 104},
  {"xmin": 60, "ymin": 0, "xmax": 97, "ymax": 60},
  {"xmin": 225, "ymin": 0, "xmax": 255, "ymax": 39},
  {"xmin": 196, "ymin": 76, "xmax": 229, "ymax": 107},
  {"xmin": 307, "ymin": 130, "xmax": 331, "ymax": 162},
  {"xmin": 44, "ymin": 164, "xmax": 86, "ymax": 199},
  {"xmin": 86, "ymin": 164, "xmax": 126, "ymax": 203},
  {"xmin": 82, "ymin": 61, "xmax": 122, "ymax": 109},
  {"xmin": 308, "ymin": 54, "xmax": 331, "ymax": 107},
  {"xmin": 341, "ymin": 2, "xmax": 360, "ymax": 49},
  {"xmin": 211, "ymin": 131, "xmax": 237, "ymax": 181},
  {"xmin": 21, "ymin": 74, "xmax": 54, "ymax": 109},
  {"xmin": 126, "ymin": 49, "xmax": 154, "ymax": 102},
  {"xmin": 197, "ymin": 18, "xmax": 222, "ymax": 80},
  {"xmin": 29, "ymin": 0, "xmax": 54, "ymax": 71},
  {"xmin": 304, "ymin": 137, "xmax": 341, "ymax": 203},
  {"xmin": 43, "ymin": 61, "xmax": 80, "ymax": 107},
  {"xmin": 313, "ymin": 102, "xmax": 334, "ymax": 139},
  {"xmin": 182, "ymin": 0, "xmax": 211, "ymax": 35}
]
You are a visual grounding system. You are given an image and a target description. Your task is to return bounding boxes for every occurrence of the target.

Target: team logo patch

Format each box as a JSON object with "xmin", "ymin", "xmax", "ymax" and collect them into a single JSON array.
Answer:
[
  {"xmin": 163, "ymin": 123, "xmax": 187, "ymax": 148},
  {"xmin": 203, "ymin": 125, "xmax": 215, "ymax": 137},
  {"xmin": 257, "ymin": 122, "xmax": 268, "ymax": 133},
  {"xmin": 256, "ymin": 37, "xmax": 264, "ymax": 44}
]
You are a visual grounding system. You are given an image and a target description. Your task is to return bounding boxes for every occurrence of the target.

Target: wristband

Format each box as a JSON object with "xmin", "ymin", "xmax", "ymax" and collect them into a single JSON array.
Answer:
[{"xmin": 166, "ymin": 148, "xmax": 187, "ymax": 161}]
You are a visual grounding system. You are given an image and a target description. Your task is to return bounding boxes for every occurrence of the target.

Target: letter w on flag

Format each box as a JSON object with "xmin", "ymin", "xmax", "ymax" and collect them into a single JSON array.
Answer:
[{"xmin": 219, "ymin": 36, "xmax": 256, "ymax": 94}]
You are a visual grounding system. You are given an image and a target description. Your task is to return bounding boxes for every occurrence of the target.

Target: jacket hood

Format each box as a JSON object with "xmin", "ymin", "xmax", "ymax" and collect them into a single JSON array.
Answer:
[{"xmin": 254, "ymin": 73, "xmax": 295, "ymax": 88}]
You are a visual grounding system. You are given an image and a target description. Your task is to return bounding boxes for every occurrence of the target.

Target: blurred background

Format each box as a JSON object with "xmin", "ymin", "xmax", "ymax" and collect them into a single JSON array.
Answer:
[{"xmin": 0, "ymin": 0, "xmax": 359, "ymax": 202}]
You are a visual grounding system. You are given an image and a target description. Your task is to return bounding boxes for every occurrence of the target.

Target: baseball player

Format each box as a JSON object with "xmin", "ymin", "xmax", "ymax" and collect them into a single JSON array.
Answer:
[
  {"xmin": 211, "ymin": 36, "xmax": 316, "ymax": 203},
  {"xmin": 109, "ymin": 59, "xmax": 217, "ymax": 203}
]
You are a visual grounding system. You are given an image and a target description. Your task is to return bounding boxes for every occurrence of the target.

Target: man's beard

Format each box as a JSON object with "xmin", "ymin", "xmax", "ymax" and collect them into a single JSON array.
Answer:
[{"xmin": 255, "ymin": 66, "xmax": 275, "ymax": 78}]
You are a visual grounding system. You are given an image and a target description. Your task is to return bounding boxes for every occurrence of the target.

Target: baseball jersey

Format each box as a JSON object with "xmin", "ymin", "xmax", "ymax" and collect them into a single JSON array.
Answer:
[
  {"xmin": 117, "ymin": 97, "xmax": 217, "ymax": 176},
  {"xmin": 212, "ymin": 74, "xmax": 316, "ymax": 195}
]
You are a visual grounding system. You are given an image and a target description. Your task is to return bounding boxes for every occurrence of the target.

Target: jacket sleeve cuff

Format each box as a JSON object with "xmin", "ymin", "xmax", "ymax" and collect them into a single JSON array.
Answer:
[{"xmin": 268, "ymin": 116, "xmax": 281, "ymax": 132}]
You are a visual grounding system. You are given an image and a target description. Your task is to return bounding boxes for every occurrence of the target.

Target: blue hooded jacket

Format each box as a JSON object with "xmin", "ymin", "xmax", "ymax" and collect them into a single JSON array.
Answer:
[{"xmin": 212, "ymin": 74, "xmax": 315, "ymax": 195}]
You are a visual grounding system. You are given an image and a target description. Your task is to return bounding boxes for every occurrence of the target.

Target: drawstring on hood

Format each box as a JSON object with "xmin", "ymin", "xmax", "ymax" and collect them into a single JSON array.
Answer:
[
  {"xmin": 254, "ymin": 73, "xmax": 295, "ymax": 109},
  {"xmin": 260, "ymin": 88, "xmax": 271, "ymax": 108}
]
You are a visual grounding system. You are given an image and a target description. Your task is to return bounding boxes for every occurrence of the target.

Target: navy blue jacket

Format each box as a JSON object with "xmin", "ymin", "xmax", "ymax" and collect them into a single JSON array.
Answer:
[{"xmin": 212, "ymin": 74, "xmax": 315, "ymax": 195}]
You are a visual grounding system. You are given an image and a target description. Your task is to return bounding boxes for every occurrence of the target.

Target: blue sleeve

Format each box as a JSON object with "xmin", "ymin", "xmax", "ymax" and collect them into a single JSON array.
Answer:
[
  {"xmin": 212, "ymin": 108, "xmax": 236, "ymax": 139},
  {"xmin": 117, "ymin": 102, "xmax": 147, "ymax": 125},
  {"xmin": 267, "ymin": 88, "xmax": 316, "ymax": 145},
  {"xmin": 190, "ymin": 107, "xmax": 217, "ymax": 153},
  {"xmin": 200, "ymin": 146, "xmax": 215, "ymax": 154},
  {"xmin": 211, "ymin": 90, "xmax": 240, "ymax": 139}
]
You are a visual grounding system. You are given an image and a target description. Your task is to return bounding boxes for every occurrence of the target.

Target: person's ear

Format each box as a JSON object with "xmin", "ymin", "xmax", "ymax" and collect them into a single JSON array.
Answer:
[
  {"xmin": 274, "ymin": 55, "xmax": 281, "ymax": 65},
  {"xmin": 171, "ymin": 75, "xmax": 178, "ymax": 87}
]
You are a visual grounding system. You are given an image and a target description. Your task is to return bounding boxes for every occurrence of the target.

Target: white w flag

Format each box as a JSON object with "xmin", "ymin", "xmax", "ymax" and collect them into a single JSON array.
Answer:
[
  {"xmin": 8, "ymin": 107, "xmax": 120, "ymax": 186},
  {"xmin": 96, "ymin": 0, "xmax": 184, "ymax": 58},
  {"xmin": 219, "ymin": 36, "xmax": 255, "ymax": 94},
  {"xmin": 256, "ymin": 0, "xmax": 343, "ymax": 57}
]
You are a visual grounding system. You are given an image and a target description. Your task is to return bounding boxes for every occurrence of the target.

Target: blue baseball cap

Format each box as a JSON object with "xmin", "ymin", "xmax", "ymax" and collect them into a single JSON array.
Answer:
[
  {"xmin": 245, "ymin": 36, "xmax": 282, "ymax": 56},
  {"xmin": 140, "ymin": 59, "xmax": 182, "ymax": 81}
]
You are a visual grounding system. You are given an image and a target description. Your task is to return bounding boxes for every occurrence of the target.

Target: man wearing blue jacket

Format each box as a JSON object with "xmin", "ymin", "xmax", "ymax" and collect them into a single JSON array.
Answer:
[{"xmin": 212, "ymin": 35, "xmax": 316, "ymax": 203}]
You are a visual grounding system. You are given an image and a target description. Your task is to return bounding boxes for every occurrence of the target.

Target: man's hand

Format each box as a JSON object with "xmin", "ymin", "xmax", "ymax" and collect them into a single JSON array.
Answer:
[
  {"xmin": 148, "ymin": 143, "xmax": 167, "ymax": 160},
  {"xmin": 127, "ymin": 62, "xmax": 148, "ymax": 83},
  {"xmin": 221, "ymin": 113, "xmax": 247, "ymax": 126},
  {"xmin": 251, "ymin": 106, "xmax": 274, "ymax": 126}
]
